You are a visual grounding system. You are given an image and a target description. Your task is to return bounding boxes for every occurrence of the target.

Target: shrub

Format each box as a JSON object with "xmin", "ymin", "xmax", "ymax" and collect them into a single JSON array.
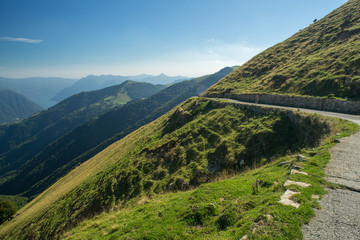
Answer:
[
  {"xmin": 216, "ymin": 205, "xmax": 238, "ymax": 230},
  {"xmin": 0, "ymin": 200, "xmax": 17, "ymax": 224}
]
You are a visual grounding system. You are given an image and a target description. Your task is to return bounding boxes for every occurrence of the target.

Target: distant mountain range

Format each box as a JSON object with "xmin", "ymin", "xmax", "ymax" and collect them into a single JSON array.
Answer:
[
  {"xmin": 1, "ymin": 0, "xmax": 359, "ymax": 238},
  {"xmin": 52, "ymin": 74, "xmax": 189, "ymax": 102},
  {"xmin": 0, "ymin": 89, "xmax": 43, "ymax": 124},
  {"xmin": 0, "ymin": 81, "xmax": 166, "ymax": 197},
  {"xmin": 0, "ymin": 67, "xmax": 232, "ymax": 198},
  {"xmin": 0, "ymin": 74, "xmax": 189, "ymax": 109},
  {"xmin": 0, "ymin": 77, "xmax": 77, "ymax": 109}
]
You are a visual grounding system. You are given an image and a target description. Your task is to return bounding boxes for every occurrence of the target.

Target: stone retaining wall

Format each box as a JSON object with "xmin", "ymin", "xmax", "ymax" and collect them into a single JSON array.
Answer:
[{"xmin": 204, "ymin": 93, "xmax": 360, "ymax": 115}]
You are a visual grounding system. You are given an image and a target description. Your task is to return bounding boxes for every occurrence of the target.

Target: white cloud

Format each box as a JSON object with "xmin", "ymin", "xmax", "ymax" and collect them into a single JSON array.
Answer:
[{"xmin": 0, "ymin": 37, "xmax": 43, "ymax": 44}]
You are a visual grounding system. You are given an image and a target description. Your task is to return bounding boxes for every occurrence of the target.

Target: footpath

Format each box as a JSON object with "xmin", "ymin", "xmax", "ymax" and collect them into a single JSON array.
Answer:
[{"xmin": 210, "ymin": 98, "xmax": 360, "ymax": 240}]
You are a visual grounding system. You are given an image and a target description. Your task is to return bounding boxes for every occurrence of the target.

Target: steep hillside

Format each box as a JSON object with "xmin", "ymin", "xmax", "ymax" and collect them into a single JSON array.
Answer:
[
  {"xmin": 0, "ymin": 97, "xmax": 343, "ymax": 239},
  {"xmin": 206, "ymin": 0, "xmax": 360, "ymax": 100},
  {"xmin": 0, "ymin": 67, "xmax": 233, "ymax": 198},
  {"xmin": 0, "ymin": 81, "xmax": 165, "ymax": 194},
  {"xmin": 2, "ymin": 1, "xmax": 359, "ymax": 239},
  {"xmin": 0, "ymin": 77, "xmax": 76, "ymax": 108},
  {"xmin": 0, "ymin": 90, "xmax": 43, "ymax": 124}
]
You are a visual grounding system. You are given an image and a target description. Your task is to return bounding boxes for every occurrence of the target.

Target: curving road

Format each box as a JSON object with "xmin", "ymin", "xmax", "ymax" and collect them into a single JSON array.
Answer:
[
  {"xmin": 215, "ymin": 98, "xmax": 360, "ymax": 125},
  {"xmin": 210, "ymin": 98, "xmax": 360, "ymax": 240}
]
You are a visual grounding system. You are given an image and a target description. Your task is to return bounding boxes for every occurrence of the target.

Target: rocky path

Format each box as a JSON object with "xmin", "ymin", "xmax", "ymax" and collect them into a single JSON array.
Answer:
[{"xmin": 210, "ymin": 98, "xmax": 360, "ymax": 240}]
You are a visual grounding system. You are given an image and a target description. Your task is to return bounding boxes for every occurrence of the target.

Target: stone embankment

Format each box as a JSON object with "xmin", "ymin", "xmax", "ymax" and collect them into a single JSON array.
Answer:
[{"xmin": 204, "ymin": 93, "xmax": 360, "ymax": 114}]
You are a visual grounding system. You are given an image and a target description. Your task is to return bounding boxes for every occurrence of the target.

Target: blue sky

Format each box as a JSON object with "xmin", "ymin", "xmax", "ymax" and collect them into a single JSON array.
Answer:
[{"xmin": 0, "ymin": 0, "xmax": 347, "ymax": 78}]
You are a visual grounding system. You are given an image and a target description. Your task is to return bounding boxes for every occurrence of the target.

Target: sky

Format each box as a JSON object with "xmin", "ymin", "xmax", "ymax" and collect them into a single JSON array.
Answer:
[{"xmin": 0, "ymin": 0, "xmax": 348, "ymax": 79}]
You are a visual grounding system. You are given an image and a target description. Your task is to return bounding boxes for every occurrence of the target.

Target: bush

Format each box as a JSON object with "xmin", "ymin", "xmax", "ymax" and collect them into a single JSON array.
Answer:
[
  {"xmin": 0, "ymin": 200, "xmax": 17, "ymax": 224},
  {"xmin": 185, "ymin": 203, "xmax": 218, "ymax": 225},
  {"xmin": 216, "ymin": 205, "xmax": 238, "ymax": 230}
]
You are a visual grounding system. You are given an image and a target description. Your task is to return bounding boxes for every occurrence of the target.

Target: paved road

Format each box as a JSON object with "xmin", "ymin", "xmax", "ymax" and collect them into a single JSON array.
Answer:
[
  {"xmin": 217, "ymin": 98, "xmax": 360, "ymax": 125},
  {"xmin": 211, "ymin": 98, "xmax": 360, "ymax": 240}
]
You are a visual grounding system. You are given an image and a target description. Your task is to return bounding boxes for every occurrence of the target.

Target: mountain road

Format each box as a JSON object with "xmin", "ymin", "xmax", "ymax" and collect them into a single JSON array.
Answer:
[{"xmin": 208, "ymin": 98, "xmax": 360, "ymax": 240}]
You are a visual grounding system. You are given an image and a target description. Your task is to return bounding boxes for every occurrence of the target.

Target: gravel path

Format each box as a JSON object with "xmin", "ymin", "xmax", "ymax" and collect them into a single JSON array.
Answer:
[
  {"xmin": 210, "ymin": 98, "xmax": 360, "ymax": 240},
  {"xmin": 326, "ymin": 131, "xmax": 360, "ymax": 191},
  {"xmin": 303, "ymin": 189, "xmax": 360, "ymax": 239},
  {"xmin": 303, "ymin": 130, "xmax": 360, "ymax": 240}
]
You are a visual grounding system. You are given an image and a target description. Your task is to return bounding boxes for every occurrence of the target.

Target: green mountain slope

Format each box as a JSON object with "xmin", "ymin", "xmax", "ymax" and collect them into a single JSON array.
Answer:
[
  {"xmin": 0, "ymin": 90, "xmax": 43, "ymax": 124},
  {"xmin": 0, "ymin": 97, "xmax": 341, "ymax": 239},
  {"xmin": 206, "ymin": 0, "xmax": 360, "ymax": 100},
  {"xmin": 0, "ymin": 81, "xmax": 165, "ymax": 193},
  {"xmin": 0, "ymin": 67, "xmax": 233, "ymax": 198},
  {"xmin": 1, "ymin": 1, "xmax": 359, "ymax": 239}
]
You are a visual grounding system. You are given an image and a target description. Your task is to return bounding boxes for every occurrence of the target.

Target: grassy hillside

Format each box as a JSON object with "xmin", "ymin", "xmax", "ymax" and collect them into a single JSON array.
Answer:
[
  {"xmin": 64, "ymin": 121, "xmax": 356, "ymax": 240},
  {"xmin": 0, "ymin": 81, "xmax": 165, "ymax": 196},
  {"xmin": 206, "ymin": 0, "xmax": 360, "ymax": 100},
  {"xmin": 1, "ymin": 1, "xmax": 358, "ymax": 239},
  {"xmin": 0, "ymin": 97, "xmax": 350, "ymax": 239},
  {"xmin": 0, "ymin": 90, "xmax": 43, "ymax": 124},
  {"xmin": 0, "ymin": 67, "xmax": 233, "ymax": 199}
]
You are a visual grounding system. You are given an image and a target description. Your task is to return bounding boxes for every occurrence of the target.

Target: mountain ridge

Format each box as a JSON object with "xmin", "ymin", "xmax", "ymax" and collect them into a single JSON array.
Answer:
[
  {"xmin": 52, "ymin": 74, "xmax": 189, "ymax": 102},
  {"xmin": 0, "ymin": 77, "xmax": 77, "ymax": 108},
  {"xmin": 0, "ymin": 81, "xmax": 166, "ymax": 196},
  {"xmin": 0, "ymin": 67, "xmax": 233, "ymax": 198},
  {"xmin": 0, "ymin": 90, "xmax": 43, "ymax": 124},
  {"xmin": 206, "ymin": 0, "xmax": 360, "ymax": 100},
  {"xmin": 1, "ymin": 0, "xmax": 360, "ymax": 239}
]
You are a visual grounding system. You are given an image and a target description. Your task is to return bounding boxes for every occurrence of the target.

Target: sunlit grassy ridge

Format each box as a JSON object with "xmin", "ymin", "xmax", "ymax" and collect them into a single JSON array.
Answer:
[
  {"xmin": 0, "ymin": 97, "xmax": 348, "ymax": 239},
  {"xmin": 2, "ymin": 1, "xmax": 359, "ymax": 238},
  {"xmin": 206, "ymin": 0, "xmax": 360, "ymax": 100},
  {"xmin": 64, "ymin": 122, "xmax": 356, "ymax": 240}
]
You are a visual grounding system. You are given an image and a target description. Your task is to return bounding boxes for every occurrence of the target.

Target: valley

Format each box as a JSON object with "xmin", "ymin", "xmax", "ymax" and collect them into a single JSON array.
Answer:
[{"xmin": 0, "ymin": 0, "xmax": 359, "ymax": 239}]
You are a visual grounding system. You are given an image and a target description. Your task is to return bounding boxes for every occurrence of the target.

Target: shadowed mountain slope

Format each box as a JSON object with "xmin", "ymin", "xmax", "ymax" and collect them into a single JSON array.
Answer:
[
  {"xmin": 0, "ymin": 97, "xmax": 335, "ymax": 239},
  {"xmin": 0, "ymin": 67, "xmax": 233, "ymax": 198},
  {"xmin": 0, "ymin": 81, "xmax": 165, "ymax": 194},
  {"xmin": 0, "ymin": 90, "xmax": 43, "ymax": 124},
  {"xmin": 1, "ymin": 1, "xmax": 359, "ymax": 239}
]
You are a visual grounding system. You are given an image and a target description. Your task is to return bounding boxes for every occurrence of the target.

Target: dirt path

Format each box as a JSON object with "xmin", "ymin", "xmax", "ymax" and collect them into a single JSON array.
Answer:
[{"xmin": 210, "ymin": 98, "xmax": 360, "ymax": 239}]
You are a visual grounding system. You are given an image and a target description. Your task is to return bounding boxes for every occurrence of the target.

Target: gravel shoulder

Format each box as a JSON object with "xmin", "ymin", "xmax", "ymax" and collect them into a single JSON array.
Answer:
[
  {"xmin": 303, "ymin": 189, "xmax": 360, "ymax": 240},
  {"xmin": 303, "ymin": 130, "xmax": 360, "ymax": 240},
  {"xmin": 211, "ymin": 98, "xmax": 360, "ymax": 239}
]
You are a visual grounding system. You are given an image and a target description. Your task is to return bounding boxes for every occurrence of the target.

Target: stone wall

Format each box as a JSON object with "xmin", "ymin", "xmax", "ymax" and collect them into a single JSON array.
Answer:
[{"xmin": 204, "ymin": 93, "xmax": 360, "ymax": 114}]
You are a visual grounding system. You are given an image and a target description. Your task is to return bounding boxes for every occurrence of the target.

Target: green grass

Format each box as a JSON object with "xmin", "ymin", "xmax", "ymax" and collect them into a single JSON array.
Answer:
[
  {"xmin": 63, "ymin": 119, "xmax": 357, "ymax": 240},
  {"xmin": 0, "ymin": 97, "xmax": 353, "ymax": 239},
  {"xmin": 206, "ymin": 0, "xmax": 360, "ymax": 100}
]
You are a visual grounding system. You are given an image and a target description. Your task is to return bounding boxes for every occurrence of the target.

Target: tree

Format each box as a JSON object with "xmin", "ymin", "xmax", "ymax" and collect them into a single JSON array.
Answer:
[{"xmin": 0, "ymin": 200, "xmax": 17, "ymax": 224}]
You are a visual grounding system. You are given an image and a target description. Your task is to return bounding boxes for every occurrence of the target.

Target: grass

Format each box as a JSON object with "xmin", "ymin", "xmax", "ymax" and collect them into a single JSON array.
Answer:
[
  {"xmin": 0, "ymin": 97, "xmax": 355, "ymax": 239},
  {"xmin": 206, "ymin": 0, "xmax": 360, "ymax": 100},
  {"xmin": 63, "ymin": 118, "xmax": 357, "ymax": 240}
]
